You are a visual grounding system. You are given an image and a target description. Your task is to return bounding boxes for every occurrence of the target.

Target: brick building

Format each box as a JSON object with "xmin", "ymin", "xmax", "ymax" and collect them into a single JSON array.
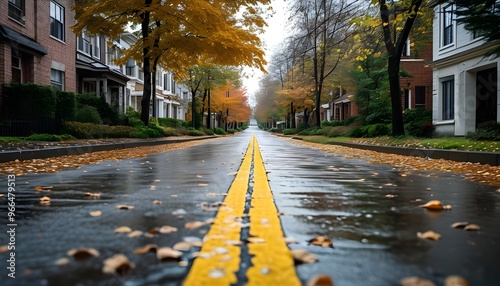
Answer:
[
  {"xmin": 399, "ymin": 36, "xmax": 434, "ymax": 110},
  {"xmin": 0, "ymin": 0, "xmax": 76, "ymax": 95}
]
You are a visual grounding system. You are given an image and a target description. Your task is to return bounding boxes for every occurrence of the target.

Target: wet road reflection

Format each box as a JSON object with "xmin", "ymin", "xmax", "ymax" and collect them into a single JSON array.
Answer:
[
  {"xmin": 0, "ymin": 126, "xmax": 499, "ymax": 285},
  {"xmin": 256, "ymin": 128, "xmax": 500, "ymax": 285}
]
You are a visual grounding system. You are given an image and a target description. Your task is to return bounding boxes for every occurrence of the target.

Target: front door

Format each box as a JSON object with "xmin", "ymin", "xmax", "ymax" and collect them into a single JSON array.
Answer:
[{"xmin": 476, "ymin": 67, "xmax": 497, "ymax": 127}]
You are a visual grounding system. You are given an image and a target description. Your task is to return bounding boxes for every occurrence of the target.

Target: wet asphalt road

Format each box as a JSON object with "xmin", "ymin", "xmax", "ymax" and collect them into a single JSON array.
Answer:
[{"xmin": 1, "ymin": 126, "xmax": 499, "ymax": 286}]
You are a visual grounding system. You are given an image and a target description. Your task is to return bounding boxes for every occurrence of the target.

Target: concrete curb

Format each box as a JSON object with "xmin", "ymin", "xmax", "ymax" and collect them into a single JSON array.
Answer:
[
  {"xmin": 0, "ymin": 136, "xmax": 218, "ymax": 163},
  {"xmin": 325, "ymin": 141, "xmax": 500, "ymax": 166}
]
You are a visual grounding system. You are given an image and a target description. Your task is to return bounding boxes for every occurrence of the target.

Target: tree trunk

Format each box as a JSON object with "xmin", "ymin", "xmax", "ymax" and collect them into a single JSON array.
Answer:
[
  {"xmin": 291, "ymin": 102, "xmax": 296, "ymax": 128},
  {"xmin": 206, "ymin": 89, "xmax": 211, "ymax": 129},
  {"xmin": 140, "ymin": 0, "xmax": 152, "ymax": 125},
  {"xmin": 304, "ymin": 108, "xmax": 309, "ymax": 129},
  {"xmin": 151, "ymin": 62, "xmax": 157, "ymax": 119},
  {"xmin": 201, "ymin": 89, "xmax": 207, "ymax": 128},
  {"xmin": 388, "ymin": 57, "xmax": 405, "ymax": 135},
  {"xmin": 191, "ymin": 90, "xmax": 196, "ymax": 129}
]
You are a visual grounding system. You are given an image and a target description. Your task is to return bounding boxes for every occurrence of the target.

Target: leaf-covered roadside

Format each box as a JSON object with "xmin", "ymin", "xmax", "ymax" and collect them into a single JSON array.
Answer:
[
  {"xmin": 292, "ymin": 139, "xmax": 500, "ymax": 187},
  {"xmin": 0, "ymin": 138, "xmax": 220, "ymax": 176}
]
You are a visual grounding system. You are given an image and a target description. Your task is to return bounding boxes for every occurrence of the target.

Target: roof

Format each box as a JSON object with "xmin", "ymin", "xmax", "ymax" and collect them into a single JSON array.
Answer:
[
  {"xmin": 333, "ymin": 93, "xmax": 354, "ymax": 104},
  {"xmin": 0, "ymin": 24, "xmax": 47, "ymax": 55},
  {"xmin": 76, "ymin": 57, "xmax": 130, "ymax": 84}
]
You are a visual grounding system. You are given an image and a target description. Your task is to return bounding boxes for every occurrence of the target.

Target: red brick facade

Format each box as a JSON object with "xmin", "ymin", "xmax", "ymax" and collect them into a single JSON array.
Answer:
[
  {"xmin": 399, "ymin": 38, "xmax": 433, "ymax": 110},
  {"xmin": 0, "ymin": 0, "xmax": 76, "ymax": 95}
]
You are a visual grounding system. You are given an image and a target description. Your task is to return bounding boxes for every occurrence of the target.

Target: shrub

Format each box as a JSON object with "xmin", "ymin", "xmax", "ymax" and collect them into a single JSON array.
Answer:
[
  {"xmin": 404, "ymin": 108, "xmax": 433, "ymax": 137},
  {"xmin": 163, "ymin": 127, "xmax": 178, "ymax": 136},
  {"xmin": 25, "ymin": 133, "xmax": 76, "ymax": 141},
  {"xmin": 283, "ymin": 128, "xmax": 298, "ymax": 135},
  {"xmin": 365, "ymin": 111, "xmax": 391, "ymax": 124},
  {"xmin": 62, "ymin": 121, "xmax": 135, "ymax": 139},
  {"xmin": 188, "ymin": 129, "xmax": 205, "ymax": 136},
  {"xmin": 343, "ymin": 116, "xmax": 360, "ymax": 126},
  {"xmin": 268, "ymin": 128, "xmax": 282, "ymax": 133},
  {"xmin": 146, "ymin": 123, "xmax": 166, "ymax": 137},
  {"xmin": 466, "ymin": 121, "xmax": 500, "ymax": 140},
  {"xmin": 76, "ymin": 105, "xmax": 102, "ymax": 124},
  {"xmin": 129, "ymin": 118, "xmax": 145, "ymax": 128},
  {"xmin": 323, "ymin": 126, "xmax": 355, "ymax": 137},
  {"xmin": 55, "ymin": 90, "xmax": 77, "ymax": 121},
  {"xmin": 158, "ymin": 118, "xmax": 188, "ymax": 128},
  {"xmin": 226, "ymin": 129, "xmax": 237, "ymax": 134},
  {"xmin": 126, "ymin": 106, "xmax": 141, "ymax": 119},
  {"xmin": 2, "ymin": 83, "xmax": 56, "ymax": 118},
  {"xmin": 214, "ymin": 128, "xmax": 226, "ymax": 135},
  {"xmin": 321, "ymin": 120, "xmax": 343, "ymax": 127},
  {"xmin": 76, "ymin": 93, "xmax": 119, "ymax": 125},
  {"xmin": 203, "ymin": 128, "xmax": 215, "ymax": 135},
  {"xmin": 349, "ymin": 124, "xmax": 391, "ymax": 138}
]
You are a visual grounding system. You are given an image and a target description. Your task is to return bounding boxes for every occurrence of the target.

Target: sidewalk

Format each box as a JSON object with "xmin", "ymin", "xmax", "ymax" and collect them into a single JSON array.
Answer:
[{"xmin": 0, "ymin": 136, "xmax": 217, "ymax": 163}]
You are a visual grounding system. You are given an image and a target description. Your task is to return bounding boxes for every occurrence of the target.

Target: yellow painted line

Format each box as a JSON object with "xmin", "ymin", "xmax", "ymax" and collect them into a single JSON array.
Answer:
[
  {"xmin": 246, "ymin": 135, "xmax": 301, "ymax": 286},
  {"xmin": 183, "ymin": 137, "xmax": 253, "ymax": 286},
  {"xmin": 183, "ymin": 134, "xmax": 300, "ymax": 285}
]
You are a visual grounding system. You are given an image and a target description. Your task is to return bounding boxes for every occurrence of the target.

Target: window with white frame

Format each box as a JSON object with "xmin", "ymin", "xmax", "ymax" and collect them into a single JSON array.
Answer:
[
  {"xmin": 164, "ymin": 74, "xmax": 170, "ymax": 91},
  {"xmin": 50, "ymin": 1, "xmax": 65, "ymax": 41},
  {"xmin": 106, "ymin": 45, "xmax": 121, "ymax": 65},
  {"xmin": 402, "ymin": 38, "xmax": 411, "ymax": 57},
  {"xmin": 442, "ymin": 5, "xmax": 454, "ymax": 46},
  {"xmin": 50, "ymin": 69, "xmax": 64, "ymax": 90},
  {"xmin": 92, "ymin": 36, "xmax": 100, "ymax": 59},
  {"xmin": 441, "ymin": 77, "xmax": 454, "ymax": 120},
  {"xmin": 8, "ymin": 0, "xmax": 25, "ymax": 24},
  {"xmin": 125, "ymin": 59, "xmax": 135, "ymax": 77},
  {"xmin": 78, "ymin": 30, "xmax": 100, "ymax": 59}
]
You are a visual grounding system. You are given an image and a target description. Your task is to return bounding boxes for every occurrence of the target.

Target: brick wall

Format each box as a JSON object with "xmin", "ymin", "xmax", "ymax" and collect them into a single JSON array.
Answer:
[
  {"xmin": 400, "ymin": 40, "xmax": 433, "ymax": 110},
  {"xmin": 0, "ymin": 0, "xmax": 76, "ymax": 91}
]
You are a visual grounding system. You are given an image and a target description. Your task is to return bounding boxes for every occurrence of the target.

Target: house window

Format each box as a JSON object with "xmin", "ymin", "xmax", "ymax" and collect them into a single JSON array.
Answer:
[
  {"xmin": 11, "ymin": 51, "xmax": 22, "ymax": 83},
  {"xmin": 78, "ymin": 30, "xmax": 100, "ymax": 59},
  {"xmin": 8, "ymin": 0, "xmax": 25, "ymax": 24},
  {"xmin": 403, "ymin": 89, "xmax": 410, "ymax": 109},
  {"xmin": 92, "ymin": 36, "xmax": 100, "ymax": 59},
  {"xmin": 156, "ymin": 71, "xmax": 162, "ymax": 86},
  {"xmin": 402, "ymin": 39, "xmax": 411, "ymax": 57},
  {"xmin": 50, "ymin": 69, "xmax": 64, "ymax": 90},
  {"xmin": 164, "ymin": 74, "xmax": 171, "ymax": 91},
  {"xmin": 106, "ymin": 45, "xmax": 121, "ymax": 65},
  {"xmin": 78, "ymin": 32, "xmax": 91, "ymax": 54},
  {"xmin": 441, "ymin": 77, "xmax": 454, "ymax": 120},
  {"xmin": 442, "ymin": 5, "xmax": 454, "ymax": 46},
  {"xmin": 50, "ymin": 1, "xmax": 65, "ymax": 41},
  {"xmin": 415, "ymin": 86, "xmax": 426, "ymax": 108},
  {"xmin": 125, "ymin": 59, "xmax": 135, "ymax": 77}
]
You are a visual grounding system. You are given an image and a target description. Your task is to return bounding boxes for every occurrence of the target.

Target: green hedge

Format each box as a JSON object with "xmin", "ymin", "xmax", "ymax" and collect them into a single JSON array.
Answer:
[
  {"xmin": 2, "ymin": 83, "xmax": 56, "ymax": 118},
  {"xmin": 214, "ymin": 128, "xmax": 226, "ymax": 135},
  {"xmin": 76, "ymin": 93, "xmax": 119, "ymax": 125},
  {"xmin": 76, "ymin": 105, "xmax": 102, "ymax": 124},
  {"xmin": 349, "ymin": 124, "xmax": 391, "ymax": 138},
  {"xmin": 55, "ymin": 90, "xmax": 77, "ymax": 121},
  {"xmin": 158, "ymin": 118, "xmax": 188, "ymax": 128},
  {"xmin": 62, "ymin": 121, "xmax": 136, "ymax": 139},
  {"xmin": 25, "ymin": 133, "xmax": 76, "ymax": 141}
]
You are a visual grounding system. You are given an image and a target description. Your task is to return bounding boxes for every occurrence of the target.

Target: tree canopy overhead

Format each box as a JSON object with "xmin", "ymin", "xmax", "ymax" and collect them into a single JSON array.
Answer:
[{"xmin": 72, "ymin": 0, "xmax": 270, "ymax": 124}]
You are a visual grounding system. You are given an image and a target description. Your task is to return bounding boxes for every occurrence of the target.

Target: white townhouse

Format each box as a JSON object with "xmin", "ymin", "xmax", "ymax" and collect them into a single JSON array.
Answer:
[
  {"xmin": 430, "ymin": 1, "xmax": 499, "ymax": 136},
  {"xmin": 114, "ymin": 32, "xmax": 188, "ymax": 120}
]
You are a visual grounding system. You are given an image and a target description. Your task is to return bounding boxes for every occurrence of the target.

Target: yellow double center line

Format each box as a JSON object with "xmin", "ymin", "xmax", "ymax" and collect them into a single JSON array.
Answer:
[{"xmin": 183, "ymin": 134, "xmax": 300, "ymax": 285}]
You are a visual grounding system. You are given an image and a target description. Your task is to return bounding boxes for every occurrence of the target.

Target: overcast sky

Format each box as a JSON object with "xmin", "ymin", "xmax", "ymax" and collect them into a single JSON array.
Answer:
[{"xmin": 243, "ymin": 0, "xmax": 289, "ymax": 105}]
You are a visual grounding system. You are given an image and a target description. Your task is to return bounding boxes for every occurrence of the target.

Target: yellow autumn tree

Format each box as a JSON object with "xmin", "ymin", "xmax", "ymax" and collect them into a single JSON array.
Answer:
[
  {"xmin": 211, "ymin": 84, "xmax": 251, "ymax": 130},
  {"xmin": 72, "ymin": 0, "xmax": 270, "ymax": 124}
]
